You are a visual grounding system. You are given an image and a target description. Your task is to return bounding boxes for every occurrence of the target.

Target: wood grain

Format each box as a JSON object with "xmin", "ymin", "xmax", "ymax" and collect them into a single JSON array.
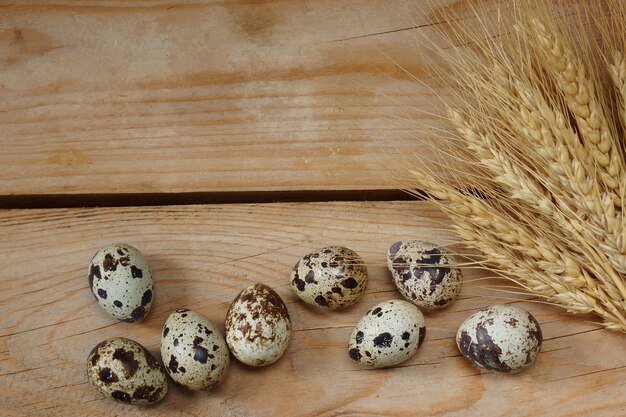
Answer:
[
  {"xmin": 0, "ymin": 0, "xmax": 463, "ymax": 197},
  {"xmin": 1, "ymin": 201, "xmax": 624, "ymax": 416}
]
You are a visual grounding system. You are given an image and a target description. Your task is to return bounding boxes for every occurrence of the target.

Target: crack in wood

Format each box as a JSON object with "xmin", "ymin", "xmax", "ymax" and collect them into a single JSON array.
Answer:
[
  {"xmin": 0, "ymin": 363, "xmax": 52, "ymax": 378},
  {"xmin": 548, "ymin": 365, "xmax": 626, "ymax": 383},
  {"xmin": 0, "ymin": 317, "xmax": 83, "ymax": 339},
  {"xmin": 543, "ymin": 327, "xmax": 603, "ymax": 342},
  {"xmin": 325, "ymin": 18, "xmax": 464, "ymax": 43}
]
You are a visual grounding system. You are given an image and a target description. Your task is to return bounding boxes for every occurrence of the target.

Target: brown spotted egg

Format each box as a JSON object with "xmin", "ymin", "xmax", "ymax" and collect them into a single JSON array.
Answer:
[
  {"xmin": 290, "ymin": 246, "xmax": 368, "ymax": 310},
  {"xmin": 456, "ymin": 305, "xmax": 543, "ymax": 373},
  {"xmin": 88, "ymin": 243, "xmax": 154, "ymax": 322},
  {"xmin": 225, "ymin": 283, "xmax": 291, "ymax": 366},
  {"xmin": 161, "ymin": 308, "xmax": 230, "ymax": 390},
  {"xmin": 348, "ymin": 300, "xmax": 426, "ymax": 368},
  {"xmin": 387, "ymin": 240, "xmax": 462, "ymax": 310},
  {"xmin": 87, "ymin": 337, "xmax": 168, "ymax": 405}
]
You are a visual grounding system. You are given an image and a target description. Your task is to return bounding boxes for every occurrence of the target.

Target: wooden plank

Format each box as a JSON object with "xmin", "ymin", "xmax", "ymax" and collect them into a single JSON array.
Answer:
[
  {"xmin": 0, "ymin": 0, "xmax": 457, "ymax": 197},
  {"xmin": 0, "ymin": 201, "xmax": 624, "ymax": 416}
]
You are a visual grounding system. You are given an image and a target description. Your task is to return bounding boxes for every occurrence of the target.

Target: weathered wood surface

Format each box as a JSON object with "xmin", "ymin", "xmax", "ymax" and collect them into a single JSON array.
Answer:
[
  {"xmin": 0, "ymin": 0, "xmax": 460, "ymax": 197},
  {"xmin": 1, "ymin": 201, "xmax": 624, "ymax": 417}
]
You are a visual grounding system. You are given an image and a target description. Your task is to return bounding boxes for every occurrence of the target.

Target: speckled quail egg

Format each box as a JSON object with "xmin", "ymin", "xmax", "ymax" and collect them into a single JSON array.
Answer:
[
  {"xmin": 88, "ymin": 243, "xmax": 154, "ymax": 322},
  {"xmin": 161, "ymin": 308, "xmax": 230, "ymax": 390},
  {"xmin": 290, "ymin": 246, "xmax": 368, "ymax": 310},
  {"xmin": 87, "ymin": 337, "xmax": 168, "ymax": 405},
  {"xmin": 387, "ymin": 240, "xmax": 462, "ymax": 310},
  {"xmin": 348, "ymin": 300, "xmax": 426, "ymax": 368},
  {"xmin": 456, "ymin": 304, "xmax": 543, "ymax": 373},
  {"xmin": 225, "ymin": 283, "xmax": 291, "ymax": 366}
]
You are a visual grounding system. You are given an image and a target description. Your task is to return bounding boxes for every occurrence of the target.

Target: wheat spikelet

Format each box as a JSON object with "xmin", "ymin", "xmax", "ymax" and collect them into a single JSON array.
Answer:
[
  {"xmin": 403, "ymin": 0, "xmax": 626, "ymax": 331},
  {"xmin": 610, "ymin": 53, "xmax": 626, "ymax": 133}
]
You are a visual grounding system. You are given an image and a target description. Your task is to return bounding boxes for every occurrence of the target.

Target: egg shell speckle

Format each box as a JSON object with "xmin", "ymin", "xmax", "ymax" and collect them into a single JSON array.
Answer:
[
  {"xmin": 290, "ymin": 246, "xmax": 368, "ymax": 310},
  {"xmin": 225, "ymin": 283, "xmax": 291, "ymax": 366},
  {"xmin": 161, "ymin": 308, "xmax": 230, "ymax": 390},
  {"xmin": 348, "ymin": 300, "xmax": 426, "ymax": 368},
  {"xmin": 88, "ymin": 243, "xmax": 154, "ymax": 322},
  {"xmin": 387, "ymin": 240, "xmax": 462, "ymax": 310},
  {"xmin": 86, "ymin": 337, "xmax": 168, "ymax": 405},
  {"xmin": 456, "ymin": 304, "xmax": 543, "ymax": 373}
]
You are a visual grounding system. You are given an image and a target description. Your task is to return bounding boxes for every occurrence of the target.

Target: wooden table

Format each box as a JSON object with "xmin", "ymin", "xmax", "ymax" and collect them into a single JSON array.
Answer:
[{"xmin": 1, "ymin": 1, "xmax": 624, "ymax": 416}]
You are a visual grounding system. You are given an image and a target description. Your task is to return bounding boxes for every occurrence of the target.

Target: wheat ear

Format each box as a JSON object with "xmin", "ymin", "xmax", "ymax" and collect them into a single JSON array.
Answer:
[{"xmin": 530, "ymin": 20, "xmax": 625, "ymax": 200}]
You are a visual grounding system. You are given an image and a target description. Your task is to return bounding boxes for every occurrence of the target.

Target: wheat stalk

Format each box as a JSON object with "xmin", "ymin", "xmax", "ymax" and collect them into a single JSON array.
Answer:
[{"xmin": 404, "ymin": 0, "xmax": 626, "ymax": 331}]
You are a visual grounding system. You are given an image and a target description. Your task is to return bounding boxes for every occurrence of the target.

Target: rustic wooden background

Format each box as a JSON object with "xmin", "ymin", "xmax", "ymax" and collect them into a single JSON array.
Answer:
[{"xmin": 1, "ymin": 1, "xmax": 624, "ymax": 416}]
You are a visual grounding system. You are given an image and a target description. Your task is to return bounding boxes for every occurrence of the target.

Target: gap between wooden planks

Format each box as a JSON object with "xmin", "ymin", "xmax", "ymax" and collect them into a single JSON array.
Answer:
[{"xmin": 0, "ymin": 201, "xmax": 624, "ymax": 417}]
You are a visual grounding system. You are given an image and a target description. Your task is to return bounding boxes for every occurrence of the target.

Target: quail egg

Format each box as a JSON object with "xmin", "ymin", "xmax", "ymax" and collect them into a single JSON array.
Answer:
[
  {"xmin": 88, "ymin": 243, "xmax": 154, "ymax": 322},
  {"xmin": 87, "ymin": 337, "xmax": 168, "ymax": 405},
  {"xmin": 225, "ymin": 283, "xmax": 291, "ymax": 366},
  {"xmin": 161, "ymin": 308, "xmax": 230, "ymax": 390},
  {"xmin": 387, "ymin": 240, "xmax": 462, "ymax": 310},
  {"xmin": 456, "ymin": 304, "xmax": 543, "ymax": 373},
  {"xmin": 348, "ymin": 300, "xmax": 426, "ymax": 368},
  {"xmin": 290, "ymin": 246, "xmax": 368, "ymax": 310}
]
